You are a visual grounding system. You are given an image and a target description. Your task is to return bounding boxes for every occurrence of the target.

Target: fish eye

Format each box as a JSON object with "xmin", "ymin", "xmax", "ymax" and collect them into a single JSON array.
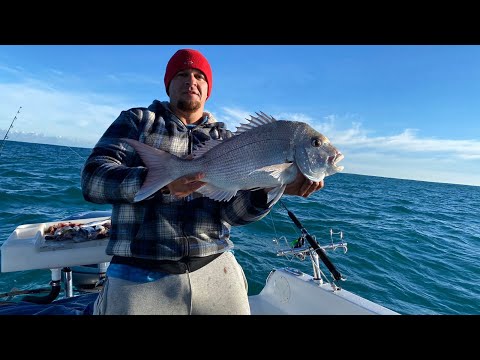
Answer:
[{"xmin": 311, "ymin": 138, "xmax": 322, "ymax": 147}]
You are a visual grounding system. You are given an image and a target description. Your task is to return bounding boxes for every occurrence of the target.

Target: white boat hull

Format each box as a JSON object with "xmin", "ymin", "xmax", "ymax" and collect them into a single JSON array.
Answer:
[{"xmin": 249, "ymin": 267, "xmax": 398, "ymax": 315}]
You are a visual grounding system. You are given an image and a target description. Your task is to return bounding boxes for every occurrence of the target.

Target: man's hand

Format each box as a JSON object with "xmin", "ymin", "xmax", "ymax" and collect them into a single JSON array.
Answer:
[
  {"xmin": 165, "ymin": 172, "xmax": 206, "ymax": 198},
  {"xmin": 284, "ymin": 172, "xmax": 324, "ymax": 198}
]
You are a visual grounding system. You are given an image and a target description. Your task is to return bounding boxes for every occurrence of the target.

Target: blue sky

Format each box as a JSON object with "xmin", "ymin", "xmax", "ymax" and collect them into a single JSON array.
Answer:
[{"xmin": 1, "ymin": 45, "xmax": 479, "ymax": 186}]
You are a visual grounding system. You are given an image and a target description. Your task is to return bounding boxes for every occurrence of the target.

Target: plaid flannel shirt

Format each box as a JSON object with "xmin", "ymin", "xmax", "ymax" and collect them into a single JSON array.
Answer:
[{"xmin": 81, "ymin": 100, "xmax": 271, "ymax": 260}]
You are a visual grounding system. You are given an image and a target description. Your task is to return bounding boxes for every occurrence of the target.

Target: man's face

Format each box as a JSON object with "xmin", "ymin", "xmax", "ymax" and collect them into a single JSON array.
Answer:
[{"xmin": 168, "ymin": 68, "xmax": 209, "ymax": 112}]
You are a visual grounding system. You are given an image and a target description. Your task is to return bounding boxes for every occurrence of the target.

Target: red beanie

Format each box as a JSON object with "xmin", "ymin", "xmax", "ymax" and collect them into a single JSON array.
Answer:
[{"xmin": 164, "ymin": 49, "xmax": 213, "ymax": 99}]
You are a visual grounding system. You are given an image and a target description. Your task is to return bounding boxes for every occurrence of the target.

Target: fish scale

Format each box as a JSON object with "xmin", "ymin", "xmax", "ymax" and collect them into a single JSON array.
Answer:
[
  {"xmin": 199, "ymin": 138, "xmax": 294, "ymax": 189},
  {"xmin": 122, "ymin": 112, "xmax": 344, "ymax": 204}
]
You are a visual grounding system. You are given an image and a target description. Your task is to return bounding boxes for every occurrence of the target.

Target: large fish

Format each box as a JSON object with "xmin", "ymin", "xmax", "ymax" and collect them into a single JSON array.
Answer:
[{"xmin": 122, "ymin": 112, "xmax": 344, "ymax": 204}]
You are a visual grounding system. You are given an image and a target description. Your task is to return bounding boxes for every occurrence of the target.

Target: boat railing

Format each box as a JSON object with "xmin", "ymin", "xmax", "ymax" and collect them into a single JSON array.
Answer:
[{"xmin": 274, "ymin": 228, "xmax": 348, "ymax": 290}]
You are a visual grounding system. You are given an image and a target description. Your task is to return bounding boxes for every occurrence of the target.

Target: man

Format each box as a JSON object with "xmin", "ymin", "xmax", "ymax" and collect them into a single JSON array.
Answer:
[{"xmin": 81, "ymin": 48, "xmax": 324, "ymax": 315}]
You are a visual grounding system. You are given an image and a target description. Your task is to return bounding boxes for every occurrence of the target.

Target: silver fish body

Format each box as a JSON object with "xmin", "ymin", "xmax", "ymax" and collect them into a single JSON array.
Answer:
[{"xmin": 123, "ymin": 112, "xmax": 344, "ymax": 204}]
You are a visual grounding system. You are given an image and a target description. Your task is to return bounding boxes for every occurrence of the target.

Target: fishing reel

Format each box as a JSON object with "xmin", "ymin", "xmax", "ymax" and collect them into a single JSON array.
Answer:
[{"xmin": 272, "ymin": 235, "xmax": 307, "ymax": 261}]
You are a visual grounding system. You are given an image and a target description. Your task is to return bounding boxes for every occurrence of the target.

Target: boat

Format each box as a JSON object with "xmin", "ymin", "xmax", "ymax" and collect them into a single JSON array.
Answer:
[{"xmin": 0, "ymin": 208, "xmax": 399, "ymax": 315}]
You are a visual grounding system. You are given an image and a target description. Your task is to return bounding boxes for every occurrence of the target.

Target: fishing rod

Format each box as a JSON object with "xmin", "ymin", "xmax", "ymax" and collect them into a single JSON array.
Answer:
[
  {"xmin": 0, "ymin": 106, "xmax": 22, "ymax": 157},
  {"xmin": 279, "ymin": 200, "xmax": 344, "ymax": 281}
]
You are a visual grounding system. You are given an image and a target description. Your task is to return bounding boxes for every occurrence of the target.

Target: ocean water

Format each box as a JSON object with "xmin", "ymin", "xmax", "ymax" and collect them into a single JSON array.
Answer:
[{"xmin": 0, "ymin": 140, "xmax": 479, "ymax": 315}]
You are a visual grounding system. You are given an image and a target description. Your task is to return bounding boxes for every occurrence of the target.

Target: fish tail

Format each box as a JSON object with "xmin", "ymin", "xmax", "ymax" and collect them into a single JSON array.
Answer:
[{"xmin": 122, "ymin": 138, "xmax": 184, "ymax": 202}]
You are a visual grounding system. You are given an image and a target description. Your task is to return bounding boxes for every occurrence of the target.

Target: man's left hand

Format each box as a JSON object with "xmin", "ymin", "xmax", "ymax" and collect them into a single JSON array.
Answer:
[{"xmin": 284, "ymin": 172, "xmax": 324, "ymax": 198}]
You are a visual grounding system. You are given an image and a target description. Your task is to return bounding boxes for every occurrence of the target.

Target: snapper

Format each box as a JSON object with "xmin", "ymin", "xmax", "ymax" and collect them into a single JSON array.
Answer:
[{"xmin": 123, "ymin": 112, "xmax": 344, "ymax": 204}]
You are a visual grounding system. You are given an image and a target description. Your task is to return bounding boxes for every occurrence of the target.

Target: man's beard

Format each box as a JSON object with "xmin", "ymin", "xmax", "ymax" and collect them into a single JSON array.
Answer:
[{"xmin": 177, "ymin": 100, "xmax": 201, "ymax": 112}]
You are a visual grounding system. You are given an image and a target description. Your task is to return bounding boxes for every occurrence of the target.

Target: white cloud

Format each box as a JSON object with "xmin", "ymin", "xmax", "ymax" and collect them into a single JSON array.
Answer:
[
  {"xmin": 0, "ymin": 64, "xmax": 26, "ymax": 76},
  {"xmin": 0, "ymin": 82, "xmax": 131, "ymax": 148},
  {"xmin": 211, "ymin": 107, "xmax": 251, "ymax": 132}
]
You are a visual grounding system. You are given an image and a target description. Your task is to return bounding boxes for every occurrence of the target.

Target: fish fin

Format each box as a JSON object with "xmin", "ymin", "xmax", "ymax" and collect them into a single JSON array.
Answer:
[
  {"xmin": 191, "ymin": 139, "xmax": 223, "ymax": 158},
  {"xmin": 121, "ymin": 138, "xmax": 182, "ymax": 202},
  {"xmin": 266, "ymin": 184, "xmax": 287, "ymax": 207},
  {"xmin": 249, "ymin": 162, "xmax": 295, "ymax": 181},
  {"xmin": 303, "ymin": 172, "xmax": 326, "ymax": 182},
  {"xmin": 234, "ymin": 111, "xmax": 277, "ymax": 135},
  {"xmin": 196, "ymin": 183, "xmax": 239, "ymax": 202}
]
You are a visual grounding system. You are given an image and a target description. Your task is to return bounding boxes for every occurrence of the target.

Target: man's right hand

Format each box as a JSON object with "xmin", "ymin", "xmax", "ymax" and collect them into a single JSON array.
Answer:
[{"xmin": 165, "ymin": 172, "xmax": 206, "ymax": 198}]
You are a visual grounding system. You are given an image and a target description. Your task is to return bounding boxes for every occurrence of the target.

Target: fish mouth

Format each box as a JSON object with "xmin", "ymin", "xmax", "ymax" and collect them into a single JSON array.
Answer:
[{"xmin": 329, "ymin": 153, "xmax": 345, "ymax": 172}]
